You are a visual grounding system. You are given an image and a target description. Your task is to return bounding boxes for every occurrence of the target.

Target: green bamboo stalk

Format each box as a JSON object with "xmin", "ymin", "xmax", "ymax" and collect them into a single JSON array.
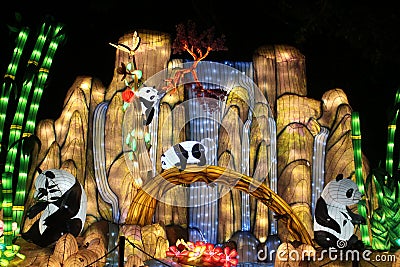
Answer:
[
  {"xmin": 351, "ymin": 112, "xmax": 371, "ymax": 246},
  {"xmin": 385, "ymin": 88, "xmax": 400, "ymax": 176},
  {"xmin": 0, "ymin": 28, "xmax": 30, "ymax": 155}
]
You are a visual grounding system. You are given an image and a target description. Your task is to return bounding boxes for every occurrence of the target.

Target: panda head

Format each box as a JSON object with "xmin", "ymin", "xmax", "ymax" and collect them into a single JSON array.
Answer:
[
  {"xmin": 160, "ymin": 150, "xmax": 175, "ymax": 170},
  {"xmin": 34, "ymin": 169, "xmax": 77, "ymax": 203},
  {"xmin": 137, "ymin": 86, "xmax": 164, "ymax": 105},
  {"xmin": 321, "ymin": 174, "xmax": 362, "ymax": 206}
]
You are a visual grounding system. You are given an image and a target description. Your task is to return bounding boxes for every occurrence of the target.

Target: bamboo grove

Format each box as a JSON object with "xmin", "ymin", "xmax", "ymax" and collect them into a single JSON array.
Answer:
[
  {"xmin": 0, "ymin": 15, "xmax": 65, "ymax": 262},
  {"xmin": 352, "ymin": 88, "xmax": 400, "ymax": 251}
]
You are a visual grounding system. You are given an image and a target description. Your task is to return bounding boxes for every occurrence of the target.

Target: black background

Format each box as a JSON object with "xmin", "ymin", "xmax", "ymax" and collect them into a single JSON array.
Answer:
[{"xmin": 1, "ymin": 0, "xmax": 400, "ymax": 168}]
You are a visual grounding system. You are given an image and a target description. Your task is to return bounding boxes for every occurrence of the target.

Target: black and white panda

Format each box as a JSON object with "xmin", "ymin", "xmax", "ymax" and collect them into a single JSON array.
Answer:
[
  {"xmin": 313, "ymin": 173, "xmax": 366, "ymax": 250},
  {"xmin": 136, "ymin": 86, "xmax": 165, "ymax": 125},
  {"xmin": 22, "ymin": 169, "xmax": 87, "ymax": 247},
  {"xmin": 161, "ymin": 140, "xmax": 213, "ymax": 171}
]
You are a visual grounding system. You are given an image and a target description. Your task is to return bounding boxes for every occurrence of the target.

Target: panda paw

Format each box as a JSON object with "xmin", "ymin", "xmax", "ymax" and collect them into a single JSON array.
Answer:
[
  {"xmin": 351, "ymin": 215, "xmax": 366, "ymax": 225},
  {"xmin": 27, "ymin": 201, "xmax": 49, "ymax": 219}
]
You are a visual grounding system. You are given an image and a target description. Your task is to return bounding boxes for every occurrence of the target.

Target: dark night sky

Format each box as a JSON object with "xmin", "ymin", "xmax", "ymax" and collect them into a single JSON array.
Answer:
[{"xmin": 1, "ymin": 0, "xmax": 400, "ymax": 167}]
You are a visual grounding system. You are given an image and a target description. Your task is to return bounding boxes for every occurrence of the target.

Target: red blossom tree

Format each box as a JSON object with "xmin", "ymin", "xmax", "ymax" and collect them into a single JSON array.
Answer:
[
  {"xmin": 172, "ymin": 20, "xmax": 227, "ymax": 64},
  {"xmin": 164, "ymin": 20, "xmax": 228, "ymax": 94}
]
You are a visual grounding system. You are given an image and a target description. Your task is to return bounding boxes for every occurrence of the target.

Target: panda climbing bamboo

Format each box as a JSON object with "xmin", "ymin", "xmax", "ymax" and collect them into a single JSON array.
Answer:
[{"xmin": 136, "ymin": 86, "xmax": 165, "ymax": 125}]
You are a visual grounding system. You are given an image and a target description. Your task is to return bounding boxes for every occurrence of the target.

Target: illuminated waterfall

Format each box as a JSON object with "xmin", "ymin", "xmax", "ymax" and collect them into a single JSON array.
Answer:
[
  {"xmin": 268, "ymin": 117, "xmax": 278, "ymax": 235},
  {"xmin": 93, "ymin": 101, "xmax": 121, "ymax": 266},
  {"xmin": 311, "ymin": 126, "xmax": 329, "ymax": 217},
  {"xmin": 241, "ymin": 119, "xmax": 251, "ymax": 231},
  {"xmin": 231, "ymin": 60, "xmax": 255, "ymax": 232},
  {"xmin": 93, "ymin": 101, "xmax": 120, "ymax": 222},
  {"xmin": 188, "ymin": 88, "xmax": 221, "ymax": 244}
]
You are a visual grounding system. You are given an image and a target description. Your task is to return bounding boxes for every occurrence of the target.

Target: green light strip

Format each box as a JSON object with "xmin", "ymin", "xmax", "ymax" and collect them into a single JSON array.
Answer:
[
  {"xmin": 385, "ymin": 88, "xmax": 400, "ymax": 176},
  {"xmin": 13, "ymin": 23, "xmax": 65, "ymax": 237},
  {"xmin": 351, "ymin": 112, "xmax": 370, "ymax": 246},
  {"xmin": 1, "ymin": 22, "xmax": 50, "ymax": 246},
  {"xmin": 0, "ymin": 28, "xmax": 30, "ymax": 154}
]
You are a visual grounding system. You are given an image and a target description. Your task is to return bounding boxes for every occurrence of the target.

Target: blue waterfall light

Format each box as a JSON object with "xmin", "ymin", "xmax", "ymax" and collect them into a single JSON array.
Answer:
[
  {"xmin": 188, "ymin": 86, "xmax": 221, "ymax": 244},
  {"xmin": 268, "ymin": 117, "xmax": 278, "ymax": 235},
  {"xmin": 241, "ymin": 119, "xmax": 252, "ymax": 231},
  {"xmin": 311, "ymin": 126, "xmax": 329, "ymax": 217}
]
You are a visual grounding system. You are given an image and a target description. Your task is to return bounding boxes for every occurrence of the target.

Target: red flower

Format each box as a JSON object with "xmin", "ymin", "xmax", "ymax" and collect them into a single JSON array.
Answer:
[
  {"xmin": 202, "ymin": 243, "xmax": 223, "ymax": 263},
  {"xmin": 187, "ymin": 244, "xmax": 206, "ymax": 262},
  {"xmin": 195, "ymin": 241, "xmax": 206, "ymax": 247},
  {"xmin": 176, "ymin": 239, "xmax": 195, "ymax": 251},
  {"xmin": 122, "ymin": 89, "xmax": 135, "ymax": 103},
  {"xmin": 220, "ymin": 247, "xmax": 238, "ymax": 267},
  {"xmin": 177, "ymin": 243, "xmax": 186, "ymax": 252},
  {"xmin": 166, "ymin": 245, "xmax": 189, "ymax": 259}
]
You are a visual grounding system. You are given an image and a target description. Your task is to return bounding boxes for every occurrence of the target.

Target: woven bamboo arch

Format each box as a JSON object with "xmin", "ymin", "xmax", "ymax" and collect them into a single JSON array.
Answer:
[{"xmin": 126, "ymin": 165, "xmax": 313, "ymax": 246}]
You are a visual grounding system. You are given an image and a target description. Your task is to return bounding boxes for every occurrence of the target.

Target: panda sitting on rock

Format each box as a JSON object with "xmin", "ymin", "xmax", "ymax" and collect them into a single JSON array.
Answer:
[
  {"xmin": 313, "ymin": 173, "xmax": 366, "ymax": 250},
  {"xmin": 22, "ymin": 169, "xmax": 87, "ymax": 247}
]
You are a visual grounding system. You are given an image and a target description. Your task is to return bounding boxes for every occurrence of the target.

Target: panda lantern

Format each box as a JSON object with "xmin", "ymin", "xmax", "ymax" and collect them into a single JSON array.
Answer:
[
  {"xmin": 122, "ymin": 86, "xmax": 165, "ymax": 126},
  {"xmin": 161, "ymin": 139, "xmax": 215, "ymax": 171},
  {"xmin": 22, "ymin": 169, "xmax": 87, "ymax": 247},
  {"xmin": 313, "ymin": 173, "xmax": 366, "ymax": 250}
]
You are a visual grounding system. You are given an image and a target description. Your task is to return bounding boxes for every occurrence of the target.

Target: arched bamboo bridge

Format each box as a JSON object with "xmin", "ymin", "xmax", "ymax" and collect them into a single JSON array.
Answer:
[{"xmin": 126, "ymin": 165, "xmax": 314, "ymax": 246}]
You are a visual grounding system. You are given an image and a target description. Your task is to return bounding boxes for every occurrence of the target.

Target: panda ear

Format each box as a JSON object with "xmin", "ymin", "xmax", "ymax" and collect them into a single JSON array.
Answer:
[
  {"xmin": 336, "ymin": 174, "xmax": 344, "ymax": 182},
  {"xmin": 37, "ymin": 167, "xmax": 42, "ymax": 174},
  {"xmin": 45, "ymin": 171, "xmax": 56, "ymax": 179}
]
